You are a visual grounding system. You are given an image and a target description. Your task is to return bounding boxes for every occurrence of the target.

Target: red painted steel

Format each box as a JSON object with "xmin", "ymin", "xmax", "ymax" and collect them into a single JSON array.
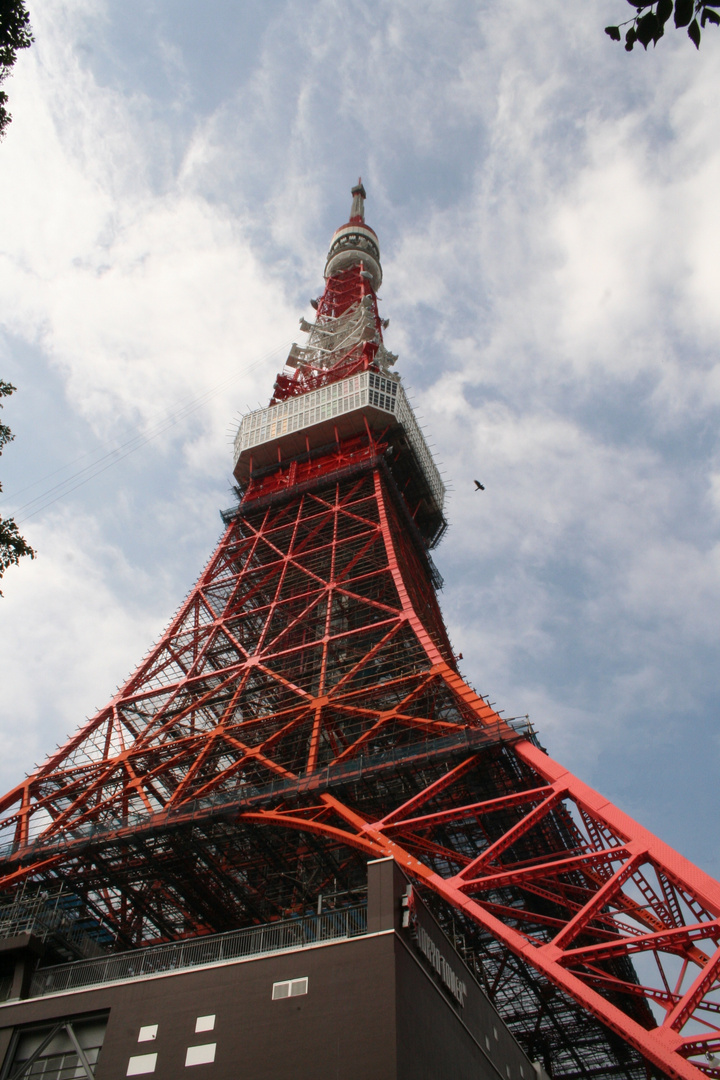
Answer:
[
  {"xmin": 270, "ymin": 265, "xmax": 383, "ymax": 404},
  {"xmin": 1, "ymin": 186, "xmax": 719, "ymax": 1080},
  {"xmin": 1, "ymin": 445, "xmax": 718, "ymax": 1079}
]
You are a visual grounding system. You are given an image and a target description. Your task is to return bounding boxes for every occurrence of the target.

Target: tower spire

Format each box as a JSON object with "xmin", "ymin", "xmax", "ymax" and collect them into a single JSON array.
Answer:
[
  {"xmin": 349, "ymin": 177, "xmax": 366, "ymax": 222},
  {"xmin": 324, "ymin": 179, "xmax": 382, "ymax": 291},
  {"xmin": 263, "ymin": 180, "xmax": 395, "ymax": 414}
]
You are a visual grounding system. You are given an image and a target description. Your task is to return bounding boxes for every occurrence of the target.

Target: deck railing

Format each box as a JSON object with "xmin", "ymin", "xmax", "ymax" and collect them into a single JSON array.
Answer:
[
  {"xmin": 28, "ymin": 904, "xmax": 367, "ymax": 999},
  {"xmin": 0, "ymin": 721, "xmax": 533, "ymax": 860}
]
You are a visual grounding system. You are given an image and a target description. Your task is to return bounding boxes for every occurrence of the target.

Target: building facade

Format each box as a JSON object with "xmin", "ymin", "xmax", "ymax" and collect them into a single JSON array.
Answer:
[{"xmin": 0, "ymin": 860, "xmax": 540, "ymax": 1080}]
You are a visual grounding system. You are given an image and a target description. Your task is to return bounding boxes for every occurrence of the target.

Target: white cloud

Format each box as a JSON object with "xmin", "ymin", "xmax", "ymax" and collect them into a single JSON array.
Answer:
[
  {"xmin": 0, "ymin": 508, "xmax": 166, "ymax": 793},
  {"xmin": 0, "ymin": 1, "xmax": 299, "ymax": 464}
]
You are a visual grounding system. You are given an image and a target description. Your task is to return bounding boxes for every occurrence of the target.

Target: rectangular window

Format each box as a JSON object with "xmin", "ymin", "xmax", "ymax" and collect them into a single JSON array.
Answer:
[
  {"xmin": 271, "ymin": 976, "xmax": 308, "ymax": 1000},
  {"xmin": 195, "ymin": 1016, "xmax": 215, "ymax": 1034},
  {"xmin": 138, "ymin": 1026, "xmax": 158, "ymax": 1043},
  {"xmin": 127, "ymin": 1052, "xmax": 158, "ymax": 1076},
  {"xmin": 3, "ymin": 1014, "xmax": 108, "ymax": 1080},
  {"xmin": 185, "ymin": 1044, "xmax": 216, "ymax": 1067}
]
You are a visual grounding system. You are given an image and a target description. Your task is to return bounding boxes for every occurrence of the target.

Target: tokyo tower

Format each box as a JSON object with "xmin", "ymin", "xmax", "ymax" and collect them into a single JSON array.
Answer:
[{"xmin": 0, "ymin": 183, "xmax": 719, "ymax": 1080}]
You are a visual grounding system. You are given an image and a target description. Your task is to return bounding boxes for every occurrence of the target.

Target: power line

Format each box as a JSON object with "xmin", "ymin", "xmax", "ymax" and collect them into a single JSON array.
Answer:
[{"xmin": 3, "ymin": 340, "xmax": 291, "ymax": 525}]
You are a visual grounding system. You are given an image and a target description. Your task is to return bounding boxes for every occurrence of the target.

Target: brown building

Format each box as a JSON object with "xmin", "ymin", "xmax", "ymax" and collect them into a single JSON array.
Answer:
[{"xmin": 0, "ymin": 859, "xmax": 539, "ymax": 1080}]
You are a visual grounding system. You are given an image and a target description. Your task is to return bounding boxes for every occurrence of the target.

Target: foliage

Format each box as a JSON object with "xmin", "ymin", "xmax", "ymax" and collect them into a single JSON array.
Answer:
[
  {"xmin": 0, "ymin": 0, "xmax": 33, "ymax": 137},
  {"xmin": 0, "ymin": 381, "xmax": 35, "ymax": 595},
  {"xmin": 605, "ymin": 0, "xmax": 720, "ymax": 50}
]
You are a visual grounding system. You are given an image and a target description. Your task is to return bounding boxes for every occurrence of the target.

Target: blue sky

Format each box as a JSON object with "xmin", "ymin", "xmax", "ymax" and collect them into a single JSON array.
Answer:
[{"xmin": 1, "ymin": 0, "xmax": 719, "ymax": 877}]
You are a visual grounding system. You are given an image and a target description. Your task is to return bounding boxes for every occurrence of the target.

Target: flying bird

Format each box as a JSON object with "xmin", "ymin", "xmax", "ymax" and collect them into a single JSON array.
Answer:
[{"xmin": 474, "ymin": 480, "xmax": 485, "ymax": 491}]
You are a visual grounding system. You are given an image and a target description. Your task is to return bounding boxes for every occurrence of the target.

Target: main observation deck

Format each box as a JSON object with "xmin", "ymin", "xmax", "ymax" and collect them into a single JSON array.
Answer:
[{"xmin": 233, "ymin": 370, "xmax": 446, "ymax": 542}]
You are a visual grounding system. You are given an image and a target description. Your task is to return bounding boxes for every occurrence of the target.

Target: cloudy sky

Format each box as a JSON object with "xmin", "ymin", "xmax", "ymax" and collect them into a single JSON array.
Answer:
[{"xmin": 1, "ymin": 0, "xmax": 719, "ymax": 877}]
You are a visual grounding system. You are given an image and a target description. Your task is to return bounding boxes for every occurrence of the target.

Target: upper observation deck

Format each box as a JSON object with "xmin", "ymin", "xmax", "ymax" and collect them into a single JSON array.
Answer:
[{"xmin": 232, "ymin": 181, "xmax": 446, "ymax": 547}]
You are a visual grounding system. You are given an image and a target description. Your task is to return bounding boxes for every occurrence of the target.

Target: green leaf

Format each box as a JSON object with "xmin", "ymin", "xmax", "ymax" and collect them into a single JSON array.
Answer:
[
  {"xmin": 657, "ymin": 0, "xmax": 674, "ymax": 23},
  {"xmin": 674, "ymin": 0, "xmax": 694, "ymax": 26},
  {"xmin": 625, "ymin": 24, "xmax": 638, "ymax": 47},
  {"xmin": 605, "ymin": 24, "xmax": 622, "ymax": 38},
  {"xmin": 636, "ymin": 11, "xmax": 660, "ymax": 43},
  {"xmin": 688, "ymin": 15, "xmax": 702, "ymax": 40},
  {"xmin": 701, "ymin": 6, "xmax": 720, "ymax": 23}
]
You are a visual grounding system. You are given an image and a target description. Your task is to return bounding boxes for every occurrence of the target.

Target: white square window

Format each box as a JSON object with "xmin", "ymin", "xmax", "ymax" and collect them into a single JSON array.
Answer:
[
  {"xmin": 271, "ymin": 976, "xmax": 308, "ymax": 1000},
  {"xmin": 485, "ymin": 1036, "xmax": 491, "ymax": 1051},
  {"xmin": 127, "ymin": 1053, "xmax": 158, "ymax": 1076},
  {"xmin": 195, "ymin": 1015, "xmax": 215, "ymax": 1034},
  {"xmin": 185, "ymin": 1043, "xmax": 216, "ymax": 1067},
  {"xmin": 138, "ymin": 1026, "xmax": 158, "ymax": 1043}
]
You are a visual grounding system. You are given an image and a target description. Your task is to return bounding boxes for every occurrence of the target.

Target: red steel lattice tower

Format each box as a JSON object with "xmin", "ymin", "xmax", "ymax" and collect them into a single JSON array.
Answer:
[{"xmin": 1, "ymin": 183, "xmax": 720, "ymax": 1080}]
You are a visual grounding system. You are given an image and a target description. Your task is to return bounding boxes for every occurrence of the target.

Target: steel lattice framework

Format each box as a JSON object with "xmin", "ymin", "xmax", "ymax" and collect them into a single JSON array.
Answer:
[{"xmin": 1, "ymin": 184, "xmax": 719, "ymax": 1080}]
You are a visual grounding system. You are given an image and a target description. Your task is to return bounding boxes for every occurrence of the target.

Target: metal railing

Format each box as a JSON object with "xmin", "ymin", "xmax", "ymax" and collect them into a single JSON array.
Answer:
[
  {"xmin": 29, "ymin": 904, "xmax": 367, "ymax": 999},
  {"xmin": 0, "ymin": 721, "xmax": 534, "ymax": 862},
  {"xmin": 233, "ymin": 371, "xmax": 445, "ymax": 515},
  {"xmin": 0, "ymin": 887, "xmax": 108, "ymax": 961}
]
